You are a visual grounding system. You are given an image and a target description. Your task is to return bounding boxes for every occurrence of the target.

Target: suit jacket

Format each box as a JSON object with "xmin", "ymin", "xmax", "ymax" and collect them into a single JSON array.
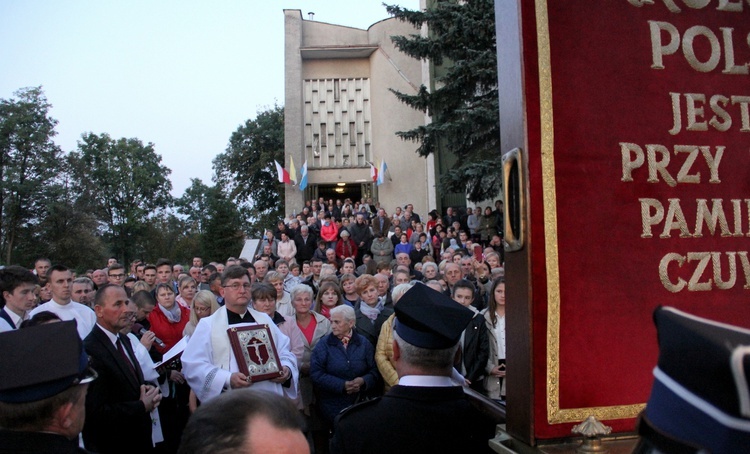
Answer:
[
  {"xmin": 371, "ymin": 216, "xmax": 391, "ymax": 238},
  {"xmin": 83, "ymin": 325, "xmax": 153, "ymax": 453},
  {"xmin": 0, "ymin": 309, "xmax": 16, "ymax": 330},
  {"xmin": 294, "ymin": 233, "xmax": 318, "ymax": 262},
  {"xmin": 331, "ymin": 385, "xmax": 497, "ymax": 454}
]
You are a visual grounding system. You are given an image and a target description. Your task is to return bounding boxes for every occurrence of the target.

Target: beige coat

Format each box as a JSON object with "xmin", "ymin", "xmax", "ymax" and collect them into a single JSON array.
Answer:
[
  {"xmin": 375, "ymin": 313, "xmax": 398, "ymax": 391},
  {"xmin": 482, "ymin": 309, "xmax": 503, "ymax": 399},
  {"xmin": 297, "ymin": 311, "xmax": 331, "ymax": 413}
]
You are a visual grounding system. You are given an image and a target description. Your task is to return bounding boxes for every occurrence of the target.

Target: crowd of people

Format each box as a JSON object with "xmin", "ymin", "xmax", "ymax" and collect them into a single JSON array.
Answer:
[{"xmin": 0, "ymin": 198, "xmax": 508, "ymax": 453}]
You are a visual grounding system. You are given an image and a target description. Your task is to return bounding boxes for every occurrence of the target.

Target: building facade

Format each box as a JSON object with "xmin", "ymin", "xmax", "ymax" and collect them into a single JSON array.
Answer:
[{"xmin": 283, "ymin": 9, "xmax": 437, "ymax": 217}]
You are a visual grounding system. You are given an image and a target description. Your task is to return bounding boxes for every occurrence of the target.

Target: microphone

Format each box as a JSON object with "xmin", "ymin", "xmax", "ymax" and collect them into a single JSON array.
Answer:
[{"xmin": 133, "ymin": 323, "xmax": 166, "ymax": 348}]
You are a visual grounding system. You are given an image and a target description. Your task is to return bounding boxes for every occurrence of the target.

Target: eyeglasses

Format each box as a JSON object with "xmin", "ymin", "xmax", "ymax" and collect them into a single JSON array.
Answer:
[
  {"xmin": 109, "ymin": 273, "xmax": 125, "ymax": 278},
  {"xmin": 194, "ymin": 305, "xmax": 211, "ymax": 313},
  {"xmin": 223, "ymin": 283, "xmax": 252, "ymax": 291}
]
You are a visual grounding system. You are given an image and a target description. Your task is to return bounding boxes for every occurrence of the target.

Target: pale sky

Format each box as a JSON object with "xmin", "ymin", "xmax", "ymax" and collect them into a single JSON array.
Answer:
[{"xmin": 0, "ymin": 0, "xmax": 420, "ymax": 196}]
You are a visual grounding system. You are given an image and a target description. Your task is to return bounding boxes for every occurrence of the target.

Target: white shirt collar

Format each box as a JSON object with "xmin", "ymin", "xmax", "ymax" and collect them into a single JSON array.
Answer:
[
  {"xmin": 96, "ymin": 323, "xmax": 120, "ymax": 347},
  {"xmin": 3, "ymin": 306, "xmax": 26, "ymax": 328},
  {"xmin": 398, "ymin": 375, "xmax": 456, "ymax": 387}
]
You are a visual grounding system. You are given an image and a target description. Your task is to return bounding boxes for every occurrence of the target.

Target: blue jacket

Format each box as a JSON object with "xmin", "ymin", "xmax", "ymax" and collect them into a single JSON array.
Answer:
[{"xmin": 310, "ymin": 329, "xmax": 380, "ymax": 424}]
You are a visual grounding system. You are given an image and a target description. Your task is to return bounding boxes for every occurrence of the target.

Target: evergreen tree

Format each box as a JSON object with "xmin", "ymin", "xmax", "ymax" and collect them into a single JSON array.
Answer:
[{"xmin": 387, "ymin": 0, "xmax": 501, "ymax": 202}]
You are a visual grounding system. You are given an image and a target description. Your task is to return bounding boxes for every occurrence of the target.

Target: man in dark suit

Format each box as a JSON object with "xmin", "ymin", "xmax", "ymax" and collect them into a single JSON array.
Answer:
[
  {"xmin": 294, "ymin": 225, "xmax": 317, "ymax": 263},
  {"xmin": 83, "ymin": 284, "xmax": 162, "ymax": 453},
  {"xmin": 331, "ymin": 284, "xmax": 498, "ymax": 453},
  {"xmin": 371, "ymin": 208, "xmax": 391, "ymax": 238}
]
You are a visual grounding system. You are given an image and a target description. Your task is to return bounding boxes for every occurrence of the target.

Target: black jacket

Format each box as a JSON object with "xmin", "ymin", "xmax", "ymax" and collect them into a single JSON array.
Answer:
[
  {"xmin": 348, "ymin": 221, "xmax": 372, "ymax": 253},
  {"xmin": 462, "ymin": 313, "xmax": 490, "ymax": 393},
  {"xmin": 353, "ymin": 301, "xmax": 393, "ymax": 347},
  {"xmin": 83, "ymin": 326, "xmax": 154, "ymax": 453},
  {"xmin": 331, "ymin": 385, "xmax": 496, "ymax": 454},
  {"xmin": 0, "ymin": 430, "xmax": 91, "ymax": 454},
  {"xmin": 294, "ymin": 232, "xmax": 318, "ymax": 263}
]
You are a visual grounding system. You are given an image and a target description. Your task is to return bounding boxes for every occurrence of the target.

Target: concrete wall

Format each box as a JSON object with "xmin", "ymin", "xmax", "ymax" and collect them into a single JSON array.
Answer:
[
  {"xmin": 366, "ymin": 19, "xmax": 430, "ymax": 217},
  {"xmin": 283, "ymin": 10, "xmax": 305, "ymax": 213},
  {"xmin": 284, "ymin": 10, "xmax": 433, "ymax": 218}
]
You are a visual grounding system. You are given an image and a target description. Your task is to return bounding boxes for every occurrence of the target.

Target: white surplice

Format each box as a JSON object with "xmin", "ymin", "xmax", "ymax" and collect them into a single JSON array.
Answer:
[{"xmin": 181, "ymin": 306, "xmax": 298, "ymax": 403}]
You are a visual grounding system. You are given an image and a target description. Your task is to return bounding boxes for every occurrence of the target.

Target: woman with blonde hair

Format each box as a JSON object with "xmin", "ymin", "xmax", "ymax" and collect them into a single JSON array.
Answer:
[
  {"xmin": 131, "ymin": 280, "xmax": 151, "ymax": 294},
  {"xmin": 265, "ymin": 271, "xmax": 293, "ymax": 317},
  {"xmin": 175, "ymin": 276, "xmax": 198, "ymax": 310},
  {"xmin": 183, "ymin": 290, "xmax": 219, "ymax": 338},
  {"xmin": 184, "ymin": 290, "xmax": 220, "ymax": 413}
]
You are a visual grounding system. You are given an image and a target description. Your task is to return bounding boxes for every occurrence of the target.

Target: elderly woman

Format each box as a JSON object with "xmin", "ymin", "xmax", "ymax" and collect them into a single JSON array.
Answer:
[
  {"xmin": 422, "ymin": 262, "xmax": 440, "ymax": 282},
  {"xmin": 175, "ymin": 276, "xmax": 198, "ymax": 309},
  {"xmin": 310, "ymin": 305, "xmax": 380, "ymax": 428},
  {"xmin": 354, "ymin": 274, "xmax": 393, "ymax": 347},
  {"xmin": 265, "ymin": 271, "xmax": 293, "ymax": 318},
  {"xmin": 292, "ymin": 283, "xmax": 331, "ymax": 446},
  {"xmin": 148, "ymin": 283, "xmax": 190, "ymax": 353},
  {"xmin": 335, "ymin": 230, "xmax": 358, "ymax": 262},
  {"xmin": 375, "ymin": 283, "xmax": 414, "ymax": 391},
  {"xmin": 183, "ymin": 290, "xmax": 220, "ymax": 338}
]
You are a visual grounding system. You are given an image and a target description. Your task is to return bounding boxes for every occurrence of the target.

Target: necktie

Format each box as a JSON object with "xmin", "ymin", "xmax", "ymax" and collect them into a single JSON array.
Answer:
[{"xmin": 116, "ymin": 336, "xmax": 137, "ymax": 379}]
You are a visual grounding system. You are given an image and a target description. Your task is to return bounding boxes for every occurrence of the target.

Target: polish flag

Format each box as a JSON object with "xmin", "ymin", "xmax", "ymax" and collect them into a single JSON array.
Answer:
[
  {"xmin": 370, "ymin": 161, "xmax": 378, "ymax": 182},
  {"xmin": 275, "ymin": 160, "xmax": 290, "ymax": 184}
]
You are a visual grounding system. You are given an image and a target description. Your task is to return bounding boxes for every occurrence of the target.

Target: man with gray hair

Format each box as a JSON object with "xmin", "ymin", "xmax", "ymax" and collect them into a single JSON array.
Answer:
[
  {"xmin": 294, "ymin": 224, "xmax": 317, "ymax": 263},
  {"xmin": 253, "ymin": 260, "xmax": 269, "ymax": 282},
  {"xmin": 71, "ymin": 277, "xmax": 95, "ymax": 309},
  {"xmin": 331, "ymin": 284, "xmax": 498, "ymax": 453}
]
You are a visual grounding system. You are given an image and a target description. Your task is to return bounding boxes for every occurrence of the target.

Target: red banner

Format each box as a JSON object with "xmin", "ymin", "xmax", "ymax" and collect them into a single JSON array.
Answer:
[{"xmin": 520, "ymin": 0, "xmax": 750, "ymax": 439}]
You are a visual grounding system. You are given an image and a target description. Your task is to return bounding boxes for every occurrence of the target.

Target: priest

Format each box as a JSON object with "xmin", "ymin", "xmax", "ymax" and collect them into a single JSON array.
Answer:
[{"xmin": 181, "ymin": 266, "xmax": 298, "ymax": 403}]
